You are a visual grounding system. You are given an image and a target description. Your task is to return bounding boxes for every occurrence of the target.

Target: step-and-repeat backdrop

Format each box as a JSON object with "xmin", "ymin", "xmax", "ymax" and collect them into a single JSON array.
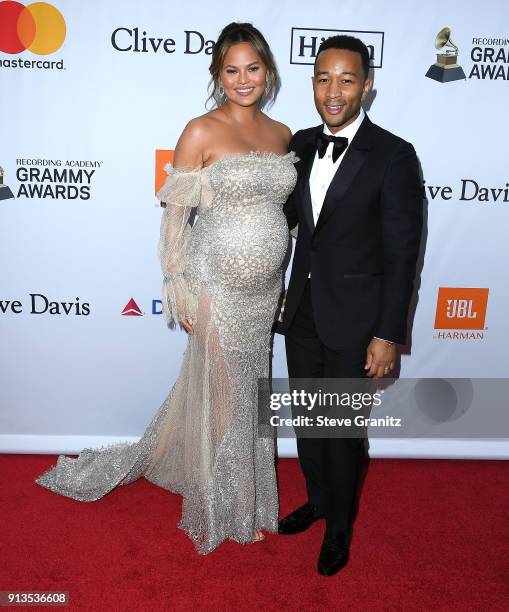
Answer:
[{"xmin": 1, "ymin": 0, "xmax": 508, "ymax": 458}]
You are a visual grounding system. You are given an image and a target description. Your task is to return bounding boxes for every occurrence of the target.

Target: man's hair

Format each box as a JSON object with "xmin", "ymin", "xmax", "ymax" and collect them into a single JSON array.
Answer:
[{"xmin": 315, "ymin": 35, "xmax": 370, "ymax": 80}]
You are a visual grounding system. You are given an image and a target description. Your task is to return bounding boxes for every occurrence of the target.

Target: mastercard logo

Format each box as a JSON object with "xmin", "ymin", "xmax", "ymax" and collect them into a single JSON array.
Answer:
[{"xmin": 0, "ymin": 1, "xmax": 66, "ymax": 55}]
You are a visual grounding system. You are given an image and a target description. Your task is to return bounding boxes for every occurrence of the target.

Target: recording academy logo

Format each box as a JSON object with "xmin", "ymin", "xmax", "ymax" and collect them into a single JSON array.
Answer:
[
  {"xmin": 0, "ymin": 1, "xmax": 66, "ymax": 70},
  {"xmin": 11, "ymin": 158, "xmax": 102, "ymax": 200},
  {"xmin": 433, "ymin": 287, "xmax": 489, "ymax": 340},
  {"xmin": 470, "ymin": 36, "xmax": 509, "ymax": 80},
  {"xmin": 121, "ymin": 298, "xmax": 162, "ymax": 317},
  {"xmin": 425, "ymin": 26, "xmax": 509, "ymax": 83},
  {"xmin": 0, "ymin": 166, "xmax": 14, "ymax": 201},
  {"xmin": 425, "ymin": 27, "xmax": 466, "ymax": 83},
  {"xmin": 290, "ymin": 28, "xmax": 384, "ymax": 67}
]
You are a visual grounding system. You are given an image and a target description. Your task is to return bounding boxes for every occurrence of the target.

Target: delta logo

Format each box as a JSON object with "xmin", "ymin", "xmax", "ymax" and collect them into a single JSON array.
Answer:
[
  {"xmin": 121, "ymin": 297, "xmax": 163, "ymax": 317},
  {"xmin": 0, "ymin": 1, "xmax": 66, "ymax": 70},
  {"xmin": 433, "ymin": 287, "xmax": 489, "ymax": 340},
  {"xmin": 155, "ymin": 149, "xmax": 174, "ymax": 195}
]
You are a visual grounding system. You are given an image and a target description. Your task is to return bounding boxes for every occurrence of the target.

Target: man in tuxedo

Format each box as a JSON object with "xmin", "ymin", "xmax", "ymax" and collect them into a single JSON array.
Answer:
[{"xmin": 279, "ymin": 35, "xmax": 423, "ymax": 575}]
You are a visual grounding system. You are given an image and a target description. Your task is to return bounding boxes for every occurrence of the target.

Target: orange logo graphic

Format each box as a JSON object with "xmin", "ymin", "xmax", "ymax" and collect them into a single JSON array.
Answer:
[
  {"xmin": 434, "ymin": 288, "xmax": 489, "ymax": 330},
  {"xmin": 0, "ymin": 1, "xmax": 66, "ymax": 55},
  {"xmin": 155, "ymin": 149, "xmax": 174, "ymax": 195},
  {"xmin": 121, "ymin": 298, "xmax": 143, "ymax": 317}
]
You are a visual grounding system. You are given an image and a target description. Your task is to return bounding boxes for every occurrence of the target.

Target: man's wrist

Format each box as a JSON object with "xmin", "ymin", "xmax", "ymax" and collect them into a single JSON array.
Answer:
[{"xmin": 373, "ymin": 336, "xmax": 395, "ymax": 346}]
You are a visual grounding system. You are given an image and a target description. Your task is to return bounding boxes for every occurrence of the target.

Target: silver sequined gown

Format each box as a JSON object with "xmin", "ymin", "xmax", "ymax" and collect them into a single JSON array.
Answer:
[{"xmin": 35, "ymin": 151, "xmax": 298, "ymax": 554}]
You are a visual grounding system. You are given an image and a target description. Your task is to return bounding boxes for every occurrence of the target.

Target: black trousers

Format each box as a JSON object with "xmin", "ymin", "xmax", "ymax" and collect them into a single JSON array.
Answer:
[{"xmin": 284, "ymin": 279, "xmax": 367, "ymax": 534}]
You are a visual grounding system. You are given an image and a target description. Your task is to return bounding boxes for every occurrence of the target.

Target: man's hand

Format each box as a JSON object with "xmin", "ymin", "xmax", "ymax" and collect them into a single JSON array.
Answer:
[
  {"xmin": 180, "ymin": 318, "xmax": 194, "ymax": 334},
  {"xmin": 365, "ymin": 338, "xmax": 396, "ymax": 378}
]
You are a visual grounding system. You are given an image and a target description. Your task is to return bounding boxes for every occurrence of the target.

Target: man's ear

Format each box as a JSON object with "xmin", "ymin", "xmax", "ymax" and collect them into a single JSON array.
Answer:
[{"xmin": 361, "ymin": 79, "xmax": 373, "ymax": 101}]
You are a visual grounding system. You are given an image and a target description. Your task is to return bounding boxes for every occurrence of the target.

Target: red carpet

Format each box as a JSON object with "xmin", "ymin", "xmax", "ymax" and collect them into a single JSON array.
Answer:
[{"xmin": 1, "ymin": 455, "xmax": 508, "ymax": 611}]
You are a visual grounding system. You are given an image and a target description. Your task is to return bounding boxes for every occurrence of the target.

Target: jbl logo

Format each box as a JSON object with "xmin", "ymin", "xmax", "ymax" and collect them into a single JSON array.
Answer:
[
  {"xmin": 446, "ymin": 299, "xmax": 477, "ymax": 319},
  {"xmin": 155, "ymin": 149, "xmax": 174, "ymax": 195},
  {"xmin": 435, "ymin": 288, "xmax": 489, "ymax": 330}
]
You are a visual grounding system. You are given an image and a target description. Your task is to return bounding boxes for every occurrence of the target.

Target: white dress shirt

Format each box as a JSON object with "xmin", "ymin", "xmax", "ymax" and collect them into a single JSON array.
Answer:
[{"xmin": 309, "ymin": 107, "xmax": 365, "ymax": 226}]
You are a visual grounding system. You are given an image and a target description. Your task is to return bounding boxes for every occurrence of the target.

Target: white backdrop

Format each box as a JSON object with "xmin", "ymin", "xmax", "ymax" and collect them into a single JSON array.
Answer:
[{"xmin": 1, "ymin": 0, "xmax": 508, "ymax": 458}]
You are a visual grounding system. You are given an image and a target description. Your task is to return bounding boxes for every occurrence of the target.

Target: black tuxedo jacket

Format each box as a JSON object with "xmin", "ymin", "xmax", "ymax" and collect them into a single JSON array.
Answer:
[{"xmin": 283, "ymin": 115, "xmax": 423, "ymax": 349}]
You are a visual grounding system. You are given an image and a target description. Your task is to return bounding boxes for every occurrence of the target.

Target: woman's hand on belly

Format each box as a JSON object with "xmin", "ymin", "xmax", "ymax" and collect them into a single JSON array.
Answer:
[{"xmin": 180, "ymin": 318, "xmax": 194, "ymax": 334}]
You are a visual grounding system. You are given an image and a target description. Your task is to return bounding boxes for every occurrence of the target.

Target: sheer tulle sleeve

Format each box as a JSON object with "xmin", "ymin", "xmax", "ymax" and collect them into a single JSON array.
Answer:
[{"xmin": 156, "ymin": 163, "xmax": 202, "ymax": 329}]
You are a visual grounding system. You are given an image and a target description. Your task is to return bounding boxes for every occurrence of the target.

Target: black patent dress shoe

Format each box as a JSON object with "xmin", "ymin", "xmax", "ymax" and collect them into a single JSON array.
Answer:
[
  {"xmin": 278, "ymin": 502, "xmax": 324, "ymax": 535},
  {"xmin": 317, "ymin": 531, "xmax": 350, "ymax": 576}
]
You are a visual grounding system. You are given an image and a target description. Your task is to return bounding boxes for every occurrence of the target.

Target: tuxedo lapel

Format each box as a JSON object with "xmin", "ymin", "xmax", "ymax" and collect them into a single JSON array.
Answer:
[
  {"xmin": 314, "ymin": 116, "xmax": 374, "ymax": 235},
  {"xmin": 296, "ymin": 127, "xmax": 320, "ymax": 233}
]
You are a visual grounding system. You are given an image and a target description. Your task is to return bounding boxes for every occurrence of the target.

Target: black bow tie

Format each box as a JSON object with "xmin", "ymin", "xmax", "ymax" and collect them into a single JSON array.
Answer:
[{"xmin": 316, "ymin": 132, "xmax": 349, "ymax": 163}]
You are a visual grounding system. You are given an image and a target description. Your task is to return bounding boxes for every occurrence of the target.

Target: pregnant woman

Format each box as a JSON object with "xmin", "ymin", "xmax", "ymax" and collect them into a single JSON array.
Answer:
[{"xmin": 35, "ymin": 22, "xmax": 297, "ymax": 554}]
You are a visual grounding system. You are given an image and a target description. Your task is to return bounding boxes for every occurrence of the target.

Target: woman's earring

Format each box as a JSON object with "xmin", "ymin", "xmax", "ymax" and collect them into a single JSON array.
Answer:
[
  {"xmin": 219, "ymin": 85, "xmax": 224, "ymax": 96},
  {"xmin": 264, "ymin": 78, "xmax": 270, "ymax": 96}
]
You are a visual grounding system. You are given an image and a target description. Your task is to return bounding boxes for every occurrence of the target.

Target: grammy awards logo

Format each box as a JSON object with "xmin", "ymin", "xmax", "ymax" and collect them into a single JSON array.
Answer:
[
  {"xmin": 425, "ymin": 27, "xmax": 466, "ymax": 83},
  {"xmin": 0, "ymin": 166, "xmax": 14, "ymax": 200}
]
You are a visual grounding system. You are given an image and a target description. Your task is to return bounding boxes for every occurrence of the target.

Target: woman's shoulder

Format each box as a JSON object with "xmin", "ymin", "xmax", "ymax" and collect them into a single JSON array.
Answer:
[
  {"xmin": 262, "ymin": 115, "xmax": 292, "ymax": 145},
  {"xmin": 175, "ymin": 111, "xmax": 225, "ymax": 167},
  {"xmin": 182, "ymin": 110, "xmax": 226, "ymax": 135},
  {"xmin": 178, "ymin": 114, "xmax": 213, "ymax": 144}
]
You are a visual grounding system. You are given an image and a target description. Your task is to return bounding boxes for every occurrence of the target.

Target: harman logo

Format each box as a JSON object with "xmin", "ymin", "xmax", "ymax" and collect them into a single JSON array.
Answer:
[
  {"xmin": 433, "ymin": 287, "xmax": 489, "ymax": 340},
  {"xmin": 0, "ymin": 1, "xmax": 66, "ymax": 70},
  {"xmin": 121, "ymin": 298, "xmax": 163, "ymax": 317},
  {"xmin": 290, "ymin": 28, "xmax": 384, "ymax": 67},
  {"xmin": 0, "ymin": 294, "xmax": 90, "ymax": 315}
]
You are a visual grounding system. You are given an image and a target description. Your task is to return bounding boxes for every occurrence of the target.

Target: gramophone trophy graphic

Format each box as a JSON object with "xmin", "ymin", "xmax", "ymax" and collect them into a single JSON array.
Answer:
[
  {"xmin": 0, "ymin": 166, "xmax": 15, "ymax": 200},
  {"xmin": 425, "ymin": 27, "xmax": 466, "ymax": 83}
]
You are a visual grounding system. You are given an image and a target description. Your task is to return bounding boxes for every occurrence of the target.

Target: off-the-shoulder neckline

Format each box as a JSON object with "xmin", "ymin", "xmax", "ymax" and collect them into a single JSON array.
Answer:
[{"xmin": 163, "ymin": 150, "xmax": 299, "ymax": 174}]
